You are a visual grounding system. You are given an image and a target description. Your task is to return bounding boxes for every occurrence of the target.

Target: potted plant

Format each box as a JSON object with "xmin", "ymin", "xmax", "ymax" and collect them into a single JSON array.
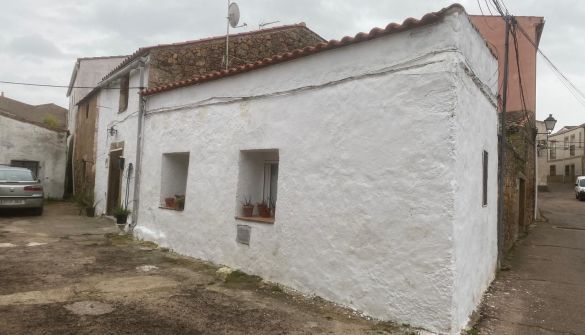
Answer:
[
  {"xmin": 258, "ymin": 200, "xmax": 271, "ymax": 218},
  {"xmin": 75, "ymin": 192, "xmax": 98, "ymax": 217},
  {"xmin": 164, "ymin": 197, "xmax": 176, "ymax": 208},
  {"xmin": 113, "ymin": 206, "xmax": 131, "ymax": 225},
  {"xmin": 241, "ymin": 196, "xmax": 254, "ymax": 217},
  {"xmin": 175, "ymin": 195, "xmax": 185, "ymax": 211}
]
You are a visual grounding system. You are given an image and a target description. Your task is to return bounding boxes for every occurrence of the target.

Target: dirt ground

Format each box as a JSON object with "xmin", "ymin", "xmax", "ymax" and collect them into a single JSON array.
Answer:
[
  {"xmin": 0, "ymin": 202, "xmax": 415, "ymax": 335},
  {"xmin": 474, "ymin": 184, "xmax": 585, "ymax": 335}
]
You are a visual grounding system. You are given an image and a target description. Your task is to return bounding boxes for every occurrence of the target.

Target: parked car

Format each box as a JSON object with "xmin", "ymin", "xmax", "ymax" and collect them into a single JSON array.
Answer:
[
  {"xmin": 0, "ymin": 166, "xmax": 44, "ymax": 215},
  {"xmin": 575, "ymin": 176, "xmax": 585, "ymax": 201}
]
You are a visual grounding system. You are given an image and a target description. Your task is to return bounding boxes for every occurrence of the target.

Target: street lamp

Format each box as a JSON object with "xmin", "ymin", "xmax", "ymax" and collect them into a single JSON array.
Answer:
[{"xmin": 544, "ymin": 114, "xmax": 557, "ymax": 134}]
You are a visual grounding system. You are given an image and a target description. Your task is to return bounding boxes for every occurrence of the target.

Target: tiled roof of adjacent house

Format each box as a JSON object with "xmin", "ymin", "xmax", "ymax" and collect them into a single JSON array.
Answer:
[
  {"xmin": 0, "ymin": 95, "xmax": 67, "ymax": 131},
  {"xmin": 143, "ymin": 3, "xmax": 493, "ymax": 97},
  {"xmin": 101, "ymin": 23, "xmax": 325, "ymax": 83}
]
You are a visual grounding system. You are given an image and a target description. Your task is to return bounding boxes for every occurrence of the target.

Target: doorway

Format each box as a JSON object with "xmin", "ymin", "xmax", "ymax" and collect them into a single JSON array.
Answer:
[{"xmin": 107, "ymin": 146, "xmax": 124, "ymax": 215}]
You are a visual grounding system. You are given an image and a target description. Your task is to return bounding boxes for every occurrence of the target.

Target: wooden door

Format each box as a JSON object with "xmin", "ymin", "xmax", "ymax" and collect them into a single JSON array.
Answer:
[{"xmin": 107, "ymin": 149, "xmax": 123, "ymax": 215}]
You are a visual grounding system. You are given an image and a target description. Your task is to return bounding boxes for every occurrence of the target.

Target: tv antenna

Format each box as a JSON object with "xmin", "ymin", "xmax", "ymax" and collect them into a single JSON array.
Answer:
[
  {"xmin": 225, "ymin": 1, "xmax": 247, "ymax": 69},
  {"xmin": 259, "ymin": 20, "xmax": 280, "ymax": 29}
]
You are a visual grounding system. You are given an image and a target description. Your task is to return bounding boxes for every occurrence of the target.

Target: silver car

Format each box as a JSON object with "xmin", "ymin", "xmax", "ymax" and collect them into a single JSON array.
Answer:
[{"xmin": 0, "ymin": 166, "xmax": 44, "ymax": 215}]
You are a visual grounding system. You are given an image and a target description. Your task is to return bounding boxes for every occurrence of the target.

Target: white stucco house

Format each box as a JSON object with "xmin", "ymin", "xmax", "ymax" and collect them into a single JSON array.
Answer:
[
  {"xmin": 133, "ymin": 5, "xmax": 498, "ymax": 334},
  {"xmin": 0, "ymin": 107, "xmax": 67, "ymax": 198}
]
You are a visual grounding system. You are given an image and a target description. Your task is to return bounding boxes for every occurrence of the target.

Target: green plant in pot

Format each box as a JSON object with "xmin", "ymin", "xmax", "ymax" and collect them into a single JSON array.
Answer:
[
  {"xmin": 241, "ymin": 196, "xmax": 254, "ymax": 217},
  {"xmin": 175, "ymin": 195, "xmax": 185, "ymax": 211},
  {"xmin": 113, "ymin": 206, "xmax": 131, "ymax": 225},
  {"xmin": 75, "ymin": 191, "xmax": 98, "ymax": 217}
]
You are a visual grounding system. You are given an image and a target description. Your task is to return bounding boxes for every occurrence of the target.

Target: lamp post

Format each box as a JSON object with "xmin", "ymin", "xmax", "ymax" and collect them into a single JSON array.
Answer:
[{"xmin": 543, "ymin": 114, "xmax": 557, "ymax": 136}]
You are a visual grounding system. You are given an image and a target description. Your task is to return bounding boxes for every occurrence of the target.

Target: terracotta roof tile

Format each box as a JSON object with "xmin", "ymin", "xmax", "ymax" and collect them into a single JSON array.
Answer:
[{"xmin": 143, "ymin": 3, "xmax": 494, "ymax": 97}]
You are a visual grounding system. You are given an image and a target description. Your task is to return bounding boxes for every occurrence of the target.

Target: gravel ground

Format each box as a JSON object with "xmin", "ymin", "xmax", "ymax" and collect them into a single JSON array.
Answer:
[{"xmin": 0, "ymin": 202, "xmax": 415, "ymax": 335}]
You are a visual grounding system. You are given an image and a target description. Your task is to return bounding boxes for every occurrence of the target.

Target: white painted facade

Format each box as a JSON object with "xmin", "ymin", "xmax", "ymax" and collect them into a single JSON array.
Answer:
[
  {"xmin": 547, "ymin": 126, "xmax": 585, "ymax": 182},
  {"xmin": 535, "ymin": 121, "xmax": 548, "ymax": 187},
  {"xmin": 67, "ymin": 57, "xmax": 127, "ymax": 135},
  {"xmin": 133, "ymin": 9, "xmax": 498, "ymax": 335},
  {"xmin": 93, "ymin": 67, "xmax": 145, "ymax": 216},
  {"xmin": 0, "ymin": 114, "xmax": 67, "ymax": 198}
]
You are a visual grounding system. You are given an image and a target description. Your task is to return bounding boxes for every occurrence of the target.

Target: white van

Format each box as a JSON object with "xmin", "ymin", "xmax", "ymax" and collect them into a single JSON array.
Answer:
[{"xmin": 575, "ymin": 176, "xmax": 585, "ymax": 201}]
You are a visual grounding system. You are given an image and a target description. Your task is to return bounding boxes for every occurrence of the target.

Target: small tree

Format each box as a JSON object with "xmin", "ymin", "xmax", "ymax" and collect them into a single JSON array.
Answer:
[{"xmin": 43, "ymin": 115, "xmax": 60, "ymax": 128}]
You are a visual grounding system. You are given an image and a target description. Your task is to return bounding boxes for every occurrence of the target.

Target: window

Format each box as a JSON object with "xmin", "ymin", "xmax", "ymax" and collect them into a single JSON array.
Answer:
[
  {"xmin": 236, "ymin": 149, "xmax": 279, "ymax": 223},
  {"xmin": 564, "ymin": 137, "xmax": 569, "ymax": 149},
  {"xmin": 482, "ymin": 151, "xmax": 488, "ymax": 206},
  {"xmin": 580, "ymin": 132, "xmax": 582, "ymax": 148},
  {"xmin": 84, "ymin": 102, "xmax": 89, "ymax": 119},
  {"xmin": 119, "ymin": 74, "xmax": 130, "ymax": 113},
  {"xmin": 550, "ymin": 165, "xmax": 556, "ymax": 176},
  {"xmin": 11, "ymin": 160, "xmax": 39, "ymax": 179},
  {"xmin": 550, "ymin": 141, "xmax": 556, "ymax": 160},
  {"xmin": 570, "ymin": 135, "xmax": 576, "ymax": 156},
  {"xmin": 160, "ymin": 152, "xmax": 190, "ymax": 211}
]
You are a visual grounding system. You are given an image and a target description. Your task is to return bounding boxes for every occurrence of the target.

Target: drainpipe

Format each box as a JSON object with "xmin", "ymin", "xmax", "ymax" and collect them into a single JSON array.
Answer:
[{"xmin": 130, "ymin": 62, "xmax": 146, "ymax": 231}]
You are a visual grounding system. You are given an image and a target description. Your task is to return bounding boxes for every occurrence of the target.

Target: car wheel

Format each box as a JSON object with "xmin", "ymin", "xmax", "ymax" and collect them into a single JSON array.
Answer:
[{"xmin": 32, "ymin": 207, "xmax": 43, "ymax": 216}]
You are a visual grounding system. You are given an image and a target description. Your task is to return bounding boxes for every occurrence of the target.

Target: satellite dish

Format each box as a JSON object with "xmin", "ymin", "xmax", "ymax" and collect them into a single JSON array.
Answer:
[{"xmin": 228, "ymin": 2, "xmax": 240, "ymax": 28}]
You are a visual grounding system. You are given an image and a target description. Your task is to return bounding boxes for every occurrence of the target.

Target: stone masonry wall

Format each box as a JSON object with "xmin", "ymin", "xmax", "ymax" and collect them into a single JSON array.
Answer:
[
  {"xmin": 502, "ymin": 121, "xmax": 536, "ymax": 252},
  {"xmin": 148, "ymin": 26, "xmax": 324, "ymax": 88}
]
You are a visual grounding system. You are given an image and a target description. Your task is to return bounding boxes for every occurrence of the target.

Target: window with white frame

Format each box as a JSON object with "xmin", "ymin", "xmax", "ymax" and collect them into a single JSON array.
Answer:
[
  {"xmin": 160, "ymin": 152, "xmax": 190, "ymax": 211},
  {"xmin": 236, "ymin": 149, "xmax": 279, "ymax": 222}
]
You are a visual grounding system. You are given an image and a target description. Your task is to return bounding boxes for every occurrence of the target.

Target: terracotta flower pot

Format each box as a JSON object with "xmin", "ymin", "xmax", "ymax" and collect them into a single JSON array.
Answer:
[
  {"xmin": 258, "ymin": 204, "xmax": 271, "ymax": 218},
  {"xmin": 165, "ymin": 197, "xmax": 175, "ymax": 208},
  {"xmin": 242, "ymin": 205, "xmax": 254, "ymax": 217}
]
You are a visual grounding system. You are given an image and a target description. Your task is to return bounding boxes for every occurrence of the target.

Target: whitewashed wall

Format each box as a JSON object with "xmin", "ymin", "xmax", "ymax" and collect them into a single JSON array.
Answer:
[
  {"xmin": 94, "ymin": 67, "xmax": 145, "ymax": 215},
  {"xmin": 0, "ymin": 115, "xmax": 67, "ymax": 198},
  {"xmin": 68, "ymin": 57, "xmax": 127, "ymax": 136},
  {"xmin": 138, "ymin": 8, "xmax": 497, "ymax": 335}
]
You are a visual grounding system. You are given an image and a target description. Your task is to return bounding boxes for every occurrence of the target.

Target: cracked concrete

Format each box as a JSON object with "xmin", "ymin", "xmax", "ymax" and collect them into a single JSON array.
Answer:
[
  {"xmin": 0, "ymin": 202, "xmax": 416, "ymax": 335},
  {"xmin": 475, "ymin": 184, "xmax": 585, "ymax": 335}
]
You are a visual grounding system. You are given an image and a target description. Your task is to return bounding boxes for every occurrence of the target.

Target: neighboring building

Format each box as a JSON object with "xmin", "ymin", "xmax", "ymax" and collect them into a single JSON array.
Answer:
[
  {"xmin": 547, "ymin": 124, "xmax": 585, "ymax": 183},
  {"xmin": 70, "ymin": 23, "xmax": 325, "ymax": 216},
  {"xmin": 0, "ymin": 95, "xmax": 68, "ymax": 198},
  {"xmin": 536, "ymin": 120, "xmax": 549, "ymax": 189},
  {"xmin": 137, "ymin": 5, "xmax": 498, "ymax": 334},
  {"xmin": 66, "ymin": 56, "xmax": 128, "ymax": 197},
  {"xmin": 470, "ymin": 15, "xmax": 545, "ymax": 253}
]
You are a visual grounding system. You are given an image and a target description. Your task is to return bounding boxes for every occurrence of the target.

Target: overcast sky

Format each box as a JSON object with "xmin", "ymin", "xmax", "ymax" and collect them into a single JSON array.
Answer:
[{"xmin": 0, "ymin": 0, "xmax": 583, "ymax": 129}]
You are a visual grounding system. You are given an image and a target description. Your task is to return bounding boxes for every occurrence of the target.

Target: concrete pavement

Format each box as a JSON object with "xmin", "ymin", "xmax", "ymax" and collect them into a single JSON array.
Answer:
[{"xmin": 475, "ymin": 184, "xmax": 585, "ymax": 335}]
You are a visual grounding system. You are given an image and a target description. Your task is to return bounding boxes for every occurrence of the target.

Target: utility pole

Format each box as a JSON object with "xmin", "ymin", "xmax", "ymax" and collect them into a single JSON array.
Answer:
[
  {"xmin": 497, "ymin": 15, "xmax": 513, "ymax": 265},
  {"xmin": 225, "ymin": 0, "xmax": 230, "ymax": 70}
]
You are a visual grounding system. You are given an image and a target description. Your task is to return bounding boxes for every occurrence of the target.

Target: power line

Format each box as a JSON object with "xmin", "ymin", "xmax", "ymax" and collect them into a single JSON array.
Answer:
[{"xmin": 0, "ymin": 80, "xmax": 142, "ymax": 90}]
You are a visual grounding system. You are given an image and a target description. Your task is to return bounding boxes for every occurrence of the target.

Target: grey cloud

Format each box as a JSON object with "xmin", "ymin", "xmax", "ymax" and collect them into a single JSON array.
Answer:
[
  {"xmin": 0, "ymin": 0, "xmax": 584, "ymax": 128},
  {"xmin": 6, "ymin": 34, "xmax": 65, "ymax": 59}
]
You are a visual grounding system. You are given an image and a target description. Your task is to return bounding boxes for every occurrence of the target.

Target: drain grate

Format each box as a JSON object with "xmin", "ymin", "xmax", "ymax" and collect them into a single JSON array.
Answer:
[{"xmin": 554, "ymin": 225, "xmax": 585, "ymax": 231}]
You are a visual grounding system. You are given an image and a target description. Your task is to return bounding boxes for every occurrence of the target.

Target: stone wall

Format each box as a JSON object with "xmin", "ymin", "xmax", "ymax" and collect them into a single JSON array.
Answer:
[
  {"xmin": 502, "ymin": 119, "xmax": 536, "ymax": 252},
  {"xmin": 148, "ymin": 26, "xmax": 324, "ymax": 88},
  {"xmin": 73, "ymin": 94, "xmax": 99, "ymax": 196}
]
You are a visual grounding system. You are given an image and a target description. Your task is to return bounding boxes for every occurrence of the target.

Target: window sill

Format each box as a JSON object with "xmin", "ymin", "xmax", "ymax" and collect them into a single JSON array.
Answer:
[
  {"xmin": 235, "ymin": 216, "xmax": 275, "ymax": 224},
  {"xmin": 159, "ymin": 206, "xmax": 184, "ymax": 212}
]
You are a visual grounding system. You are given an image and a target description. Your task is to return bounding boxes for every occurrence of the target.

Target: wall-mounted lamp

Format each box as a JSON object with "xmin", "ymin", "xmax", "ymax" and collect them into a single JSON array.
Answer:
[
  {"xmin": 543, "ymin": 114, "xmax": 557, "ymax": 134},
  {"xmin": 108, "ymin": 126, "xmax": 118, "ymax": 137}
]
